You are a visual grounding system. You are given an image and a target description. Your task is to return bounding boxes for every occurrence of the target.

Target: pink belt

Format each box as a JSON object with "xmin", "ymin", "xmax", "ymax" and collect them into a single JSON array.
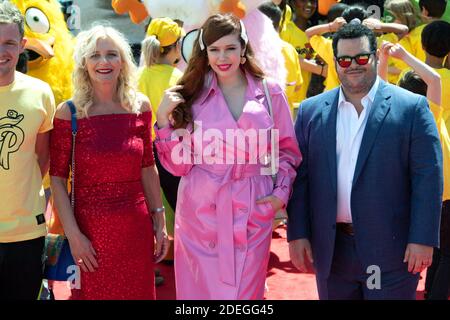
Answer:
[{"xmin": 197, "ymin": 164, "xmax": 266, "ymax": 287}]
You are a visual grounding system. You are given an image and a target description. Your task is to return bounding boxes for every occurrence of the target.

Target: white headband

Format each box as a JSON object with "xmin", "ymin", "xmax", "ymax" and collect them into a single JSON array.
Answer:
[{"xmin": 198, "ymin": 20, "xmax": 249, "ymax": 51}]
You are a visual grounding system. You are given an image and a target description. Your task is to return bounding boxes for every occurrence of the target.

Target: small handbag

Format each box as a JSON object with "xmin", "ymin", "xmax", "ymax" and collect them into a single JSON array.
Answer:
[{"xmin": 44, "ymin": 100, "xmax": 77, "ymax": 281}]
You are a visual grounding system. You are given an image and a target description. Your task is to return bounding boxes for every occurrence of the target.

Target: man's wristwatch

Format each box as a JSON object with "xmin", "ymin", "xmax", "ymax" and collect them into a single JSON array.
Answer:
[{"xmin": 152, "ymin": 206, "xmax": 165, "ymax": 214}]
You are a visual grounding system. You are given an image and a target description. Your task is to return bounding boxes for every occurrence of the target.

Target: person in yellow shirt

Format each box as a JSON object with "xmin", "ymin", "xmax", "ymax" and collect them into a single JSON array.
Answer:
[
  {"xmin": 385, "ymin": 0, "xmax": 447, "ymax": 83},
  {"xmin": 421, "ymin": 21, "xmax": 450, "ymax": 133},
  {"xmin": 304, "ymin": 3, "xmax": 349, "ymax": 93},
  {"xmin": 0, "ymin": 1, "xmax": 56, "ymax": 300},
  {"xmin": 414, "ymin": 17, "xmax": 450, "ymax": 301},
  {"xmin": 384, "ymin": 0, "xmax": 424, "ymax": 81},
  {"xmin": 259, "ymin": 2, "xmax": 303, "ymax": 117},
  {"xmin": 138, "ymin": 18, "xmax": 184, "ymax": 263},
  {"xmin": 273, "ymin": 0, "xmax": 292, "ymax": 33},
  {"xmin": 305, "ymin": 6, "xmax": 409, "ymax": 92},
  {"xmin": 139, "ymin": 18, "xmax": 184, "ymax": 129},
  {"xmin": 281, "ymin": 0, "xmax": 323, "ymax": 102}
]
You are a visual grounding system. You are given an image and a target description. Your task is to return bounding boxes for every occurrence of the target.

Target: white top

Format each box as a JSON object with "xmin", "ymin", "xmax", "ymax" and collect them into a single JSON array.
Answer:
[{"xmin": 336, "ymin": 77, "xmax": 380, "ymax": 223}]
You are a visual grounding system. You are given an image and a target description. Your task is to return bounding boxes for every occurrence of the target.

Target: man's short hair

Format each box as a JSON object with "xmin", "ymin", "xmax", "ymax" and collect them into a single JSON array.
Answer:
[
  {"xmin": 332, "ymin": 22, "xmax": 377, "ymax": 57},
  {"xmin": 258, "ymin": 2, "xmax": 282, "ymax": 31},
  {"xmin": 422, "ymin": 20, "xmax": 450, "ymax": 58},
  {"xmin": 0, "ymin": 1, "xmax": 24, "ymax": 38},
  {"xmin": 419, "ymin": 0, "xmax": 447, "ymax": 19}
]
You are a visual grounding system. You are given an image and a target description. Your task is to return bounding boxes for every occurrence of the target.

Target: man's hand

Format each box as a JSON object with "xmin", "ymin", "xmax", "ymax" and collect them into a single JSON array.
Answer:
[
  {"xmin": 289, "ymin": 238, "xmax": 314, "ymax": 272},
  {"xmin": 403, "ymin": 243, "xmax": 433, "ymax": 274}
]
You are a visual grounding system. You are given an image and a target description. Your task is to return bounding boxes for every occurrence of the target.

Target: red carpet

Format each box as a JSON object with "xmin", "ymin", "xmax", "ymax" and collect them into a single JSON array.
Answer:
[{"xmin": 52, "ymin": 225, "xmax": 433, "ymax": 300}]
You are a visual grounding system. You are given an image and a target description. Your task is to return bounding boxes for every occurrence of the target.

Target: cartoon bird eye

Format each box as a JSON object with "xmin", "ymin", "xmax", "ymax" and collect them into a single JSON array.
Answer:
[{"xmin": 25, "ymin": 8, "xmax": 50, "ymax": 34}]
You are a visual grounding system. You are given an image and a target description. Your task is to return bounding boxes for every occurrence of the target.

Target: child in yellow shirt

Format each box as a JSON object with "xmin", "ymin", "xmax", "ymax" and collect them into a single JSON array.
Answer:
[
  {"xmin": 305, "ymin": 5, "xmax": 408, "ymax": 92},
  {"xmin": 281, "ymin": 0, "xmax": 323, "ymax": 102},
  {"xmin": 259, "ymin": 2, "xmax": 303, "ymax": 117},
  {"xmin": 138, "ymin": 18, "xmax": 184, "ymax": 262},
  {"xmin": 384, "ymin": 0, "xmax": 447, "ymax": 83}
]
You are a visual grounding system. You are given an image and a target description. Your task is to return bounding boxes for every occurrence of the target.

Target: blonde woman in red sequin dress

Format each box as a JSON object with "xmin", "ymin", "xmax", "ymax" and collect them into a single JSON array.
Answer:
[{"xmin": 49, "ymin": 25, "xmax": 169, "ymax": 300}]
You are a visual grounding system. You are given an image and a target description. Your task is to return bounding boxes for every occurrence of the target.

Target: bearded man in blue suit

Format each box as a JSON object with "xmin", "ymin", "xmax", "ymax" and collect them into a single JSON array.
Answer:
[{"xmin": 287, "ymin": 22, "xmax": 443, "ymax": 300}]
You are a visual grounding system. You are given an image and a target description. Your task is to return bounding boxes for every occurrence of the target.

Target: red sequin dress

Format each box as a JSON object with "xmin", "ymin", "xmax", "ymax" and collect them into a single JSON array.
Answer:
[{"xmin": 50, "ymin": 111, "xmax": 156, "ymax": 300}]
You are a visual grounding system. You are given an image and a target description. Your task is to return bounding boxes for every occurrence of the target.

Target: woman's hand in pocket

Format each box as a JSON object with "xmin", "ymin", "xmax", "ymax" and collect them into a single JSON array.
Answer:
[{"xmin": 256, "ymin": 195, "xmax": 284, "ymax": 212}]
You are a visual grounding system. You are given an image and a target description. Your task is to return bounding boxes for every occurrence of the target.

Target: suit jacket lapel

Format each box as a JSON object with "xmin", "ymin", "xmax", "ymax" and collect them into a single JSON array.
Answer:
[
  {"xmin": 352, "ymin": 81, "xmax": 392, "ymax": 188},
  {"xmin": 322, "ymin": 91, "xmax": 339, "ymax": 197}
]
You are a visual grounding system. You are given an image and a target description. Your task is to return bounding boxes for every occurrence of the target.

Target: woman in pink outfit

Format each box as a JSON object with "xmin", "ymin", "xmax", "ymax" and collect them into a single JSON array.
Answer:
[{"xmin": 154, "ymin": 13, "xmax": 301, "ymax": 299}]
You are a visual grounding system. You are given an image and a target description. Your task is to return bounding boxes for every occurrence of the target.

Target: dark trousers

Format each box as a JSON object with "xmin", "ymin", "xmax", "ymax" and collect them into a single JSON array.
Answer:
[
  {"xmin": 425, "ymin": 200, "xmax": 450, "ymax": 300},
  {"xmin": 153, "ymin": 142, "xmax": 180, "ymax": 211},
  {"xmin": 0, "ymin": 237, "xmax": 45, "ymax": 300},
  {"xmin": 317, "ymin": 230, "xmax": 419, "ymax": 300}
]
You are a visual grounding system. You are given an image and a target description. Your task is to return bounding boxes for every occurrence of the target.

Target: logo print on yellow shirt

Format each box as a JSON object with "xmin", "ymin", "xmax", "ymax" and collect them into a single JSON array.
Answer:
[{"xmin": 0, "ymin": 110, "xmax": 25, "ymax": 170}]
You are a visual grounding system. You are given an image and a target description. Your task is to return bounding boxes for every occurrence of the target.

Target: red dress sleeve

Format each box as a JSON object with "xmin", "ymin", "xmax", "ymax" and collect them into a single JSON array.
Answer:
[
  {"xmin": 49, "ymin": 118, "xmax": 72, "ymax": 178},
  {"xmin": 141, "ymin": 111, "xmax": 155, "ymax": 168}
]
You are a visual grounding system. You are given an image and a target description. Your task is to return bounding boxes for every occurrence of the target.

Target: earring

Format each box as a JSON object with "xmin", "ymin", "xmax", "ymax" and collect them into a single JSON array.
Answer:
[{"xmin": 240, "ymin": 56, "xmax": 246, "ymax": 64}]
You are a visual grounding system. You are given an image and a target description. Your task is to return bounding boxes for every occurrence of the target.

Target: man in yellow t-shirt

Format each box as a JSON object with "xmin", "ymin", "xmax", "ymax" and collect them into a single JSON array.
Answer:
[{"xmin": 0, "ymin": 1, "xmax": 55, "ymax": 300}]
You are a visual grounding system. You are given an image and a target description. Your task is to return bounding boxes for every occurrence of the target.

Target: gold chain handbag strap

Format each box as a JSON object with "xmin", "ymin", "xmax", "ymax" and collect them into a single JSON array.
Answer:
[{"xmin": 66, "ymin": 100, "xmax": 77, "ymax": 211}]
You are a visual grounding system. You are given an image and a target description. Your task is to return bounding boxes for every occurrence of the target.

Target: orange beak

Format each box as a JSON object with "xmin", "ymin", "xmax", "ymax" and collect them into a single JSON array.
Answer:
[{"xmin": 24, "ymin": 37, "xmax": 55, "ymax": 68}]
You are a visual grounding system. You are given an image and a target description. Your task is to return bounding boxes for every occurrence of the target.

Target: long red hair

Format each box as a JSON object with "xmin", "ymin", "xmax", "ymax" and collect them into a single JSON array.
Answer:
[{"xmin": 172, "ymin": 13, "xmax": 265, "ymax": 129}]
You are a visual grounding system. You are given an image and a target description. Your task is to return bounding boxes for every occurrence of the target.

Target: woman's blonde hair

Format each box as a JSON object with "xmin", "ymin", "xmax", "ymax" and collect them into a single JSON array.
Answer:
[
  {"xmin": 141, "ymin": 36, "xmax": 178, "ymax": 67},
  {"xmin": 72, "ymin": 24, "xmax": 139, "ymax": 117},
  {"xmin": 385, "ymin": 0, "xmax": 422, "ymax": 31}
]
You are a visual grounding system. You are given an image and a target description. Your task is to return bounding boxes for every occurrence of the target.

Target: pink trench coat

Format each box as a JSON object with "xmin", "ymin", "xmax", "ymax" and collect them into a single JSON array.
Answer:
[{"xmin": 154, "ymin": 71, "xmax": 301, "ymax": 299}]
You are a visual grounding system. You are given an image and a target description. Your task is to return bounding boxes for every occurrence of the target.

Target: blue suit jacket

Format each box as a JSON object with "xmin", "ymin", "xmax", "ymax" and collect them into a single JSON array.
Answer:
[{"xmin": 287, "ymin": 80, "xmax": 443, "ymax": 280}]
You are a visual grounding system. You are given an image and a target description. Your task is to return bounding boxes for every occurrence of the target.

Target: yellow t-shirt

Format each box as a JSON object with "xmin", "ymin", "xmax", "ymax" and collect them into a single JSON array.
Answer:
[
  {"xmin": 281, "ymin": 40, "xmax": 303, "ymax": 117},
  {"xmin": 430, "ymin": 101, "xmax": 450, "ymax": 201},
  {"xmin": 280, "ymin": 21, "xmax": 312, "ymax": 102},
  {"xmin": 398, "ymin": 67, "xmax": 450, "ymax": 123},
  {"xmin": 310, "ymin": 35, "xmax": 340, "ymax": 92},
  {"xmin": 377, "ymin": 33, "xmax": 401, "ymax": 84},
  {"xmin": 138, "ymin": 64, "xmax": 183, "ymax": 138},
  {"xmin": 0, "ymin": 72, "xmax": 55, "ymax": 243},
  {"xmin": 434, "ymin": 68, "xmax": 450, "ymax": 135},
  {"xmin": 392, "ymin": 24, "xmax": 427, "ymax": 81},
  {"xmin": 279, "ymin": 4, "xmax": 292, "ymax": 32}
]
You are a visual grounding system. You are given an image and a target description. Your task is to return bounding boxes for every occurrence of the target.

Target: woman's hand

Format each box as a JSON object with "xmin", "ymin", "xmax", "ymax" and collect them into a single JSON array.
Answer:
[
  {"xmin": 152, "ymin": 213, "xmax": 170, "ymax": 263},
  {"xmin": 67, "ymin": 232, "xmax": 98, "ymax": 273},
  {"xmin": 156, "ymin": 85, "xmax": 185, "ymax": 128},
  {"xmin": 256, "ymin": 195, "xmax": 284, "ymax": 212}
]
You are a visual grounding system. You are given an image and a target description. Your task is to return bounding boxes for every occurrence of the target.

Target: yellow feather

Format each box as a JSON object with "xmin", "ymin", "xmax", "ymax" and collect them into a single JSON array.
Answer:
[{"xmin": 11, "ymin": 0, "xmax": 74, "ymax": 105}]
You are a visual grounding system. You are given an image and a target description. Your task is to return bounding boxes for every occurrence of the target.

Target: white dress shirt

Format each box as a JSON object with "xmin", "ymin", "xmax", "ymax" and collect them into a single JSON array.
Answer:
[{"xmin": 336, "ymin": 77, "xmax": 380, "ymax": 223}]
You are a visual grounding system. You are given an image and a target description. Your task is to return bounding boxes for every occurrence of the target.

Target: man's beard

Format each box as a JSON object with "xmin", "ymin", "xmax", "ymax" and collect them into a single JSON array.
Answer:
[{"xmin": 341, "ymin": 69, "xmax": 376, "ymax": 94}]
